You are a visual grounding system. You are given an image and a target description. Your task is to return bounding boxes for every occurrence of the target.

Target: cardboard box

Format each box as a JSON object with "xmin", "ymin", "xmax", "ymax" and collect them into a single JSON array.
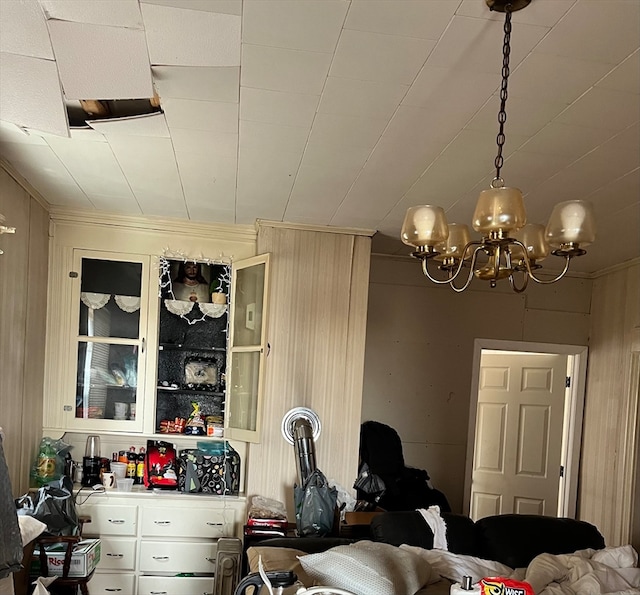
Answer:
[
  {"xmin": 343, "ymin": 511, "xmax": 384, "ymax": 526},
  {"xmin": 32, "ymin": 538, "xmax": 101, "ymax": 578}
]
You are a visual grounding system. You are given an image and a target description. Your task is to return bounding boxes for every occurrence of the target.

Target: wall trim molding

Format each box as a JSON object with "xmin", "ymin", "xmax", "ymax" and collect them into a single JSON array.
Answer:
[{"xmin": 257, "ymin": 219, "xmax": 375, "ymax": 237}]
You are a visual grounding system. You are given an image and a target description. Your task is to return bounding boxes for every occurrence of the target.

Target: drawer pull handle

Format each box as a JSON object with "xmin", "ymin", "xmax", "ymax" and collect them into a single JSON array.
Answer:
[
  {"xmin": 206, "ymin": 522, "xmax": 223, "ymax": 526},
  {"xmin": 108, "ymin": 519, "xmax": 125, "ymax": 524},
  {"xmin": 154, "ymin": 520, "xmax": 171, "ymax": 525},
  {"xmin": 106, "ymin": 553, "xmax": 124, "ymax": 558},
  {"xmin": 105, "ymin": 589, "xmax": 122, "ymax": 592},
  {"xmin": 152, "ymin": 556, "xmax": 170, "ymax": 561},
  {"xmin": 150, "ymin": 591, "xmax": 167, "ymax": 594},
  {"xmin": 205, "ymin": 557, "xmax": 216, "ymax": 563}
]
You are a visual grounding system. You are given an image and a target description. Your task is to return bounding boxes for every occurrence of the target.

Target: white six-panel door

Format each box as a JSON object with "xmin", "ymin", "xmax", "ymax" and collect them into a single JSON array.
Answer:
[{"xmin": 470, "ymin": 352, "xmax": 567, "ymax": 520}]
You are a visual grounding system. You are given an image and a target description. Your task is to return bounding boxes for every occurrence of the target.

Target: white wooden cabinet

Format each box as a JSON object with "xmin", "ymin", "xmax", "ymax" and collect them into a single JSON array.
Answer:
[{"xmin": 78, "ymin": 491, "xmax": 244, "ymax": 595}]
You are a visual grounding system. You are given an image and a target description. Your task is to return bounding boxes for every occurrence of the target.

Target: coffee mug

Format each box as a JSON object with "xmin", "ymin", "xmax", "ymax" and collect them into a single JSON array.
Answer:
[{"xmin": 102, "ymin": 472, "xmax": 116, "ymax": 489}]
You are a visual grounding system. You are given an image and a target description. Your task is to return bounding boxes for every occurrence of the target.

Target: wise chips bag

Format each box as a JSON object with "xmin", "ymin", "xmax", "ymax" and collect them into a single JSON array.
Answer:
[{"xmin": 480, "ymin": 577, "xmax": 534, "ymax": 595}]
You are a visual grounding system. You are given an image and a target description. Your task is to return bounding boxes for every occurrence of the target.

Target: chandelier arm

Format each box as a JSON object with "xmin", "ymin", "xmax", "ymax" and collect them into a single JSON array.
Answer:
[
  {"xmin": 527, "ymin": 256, "xmax": 572, "ymax": 284},
  {"xmin": 420, "ymin": 257, "xmax": 458, "ymax": 285},
  {"xmin": 449, "ymin": 245, "xmax": 486, "ymax": 293},
  {"xmin": 507, "ymin": 270, "xmax": 529, "ymax": 293}
]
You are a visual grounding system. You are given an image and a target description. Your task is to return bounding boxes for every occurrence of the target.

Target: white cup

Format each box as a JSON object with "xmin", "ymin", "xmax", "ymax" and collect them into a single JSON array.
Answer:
[
  {"xmin": 114, "ymin": 402, "xmax": 128, "ymax": 420},
  {"xmin": 102, "ymin": 472, "xmax": 116, "ymax": 489},
  {"xmin": 111, "ymin": 461, "xmax": 127, "ymax": 479}
]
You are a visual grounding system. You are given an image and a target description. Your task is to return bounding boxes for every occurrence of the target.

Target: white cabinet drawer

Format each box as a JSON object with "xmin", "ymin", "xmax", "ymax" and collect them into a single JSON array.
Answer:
[
  {"xmin": 141, "ymin": 505, "xmax": 234, "ymax": 538},
  {"xmin": 89, "ymin": 571, "xmax": 136, "ymax": 595},
  {"xmin": 97, "ymin": 537, "xmax": 136, "ymax": 570},
  {"xmin": 139, "ymin": 540, "xmax": 217, "ymax": 574},
  {"xmin": 80, "ymin": 504, "xmax": 138, "ymax": 536},
  {"xmin": 138, "ymin": 575, "xmax": 215, "ymax": 595}
]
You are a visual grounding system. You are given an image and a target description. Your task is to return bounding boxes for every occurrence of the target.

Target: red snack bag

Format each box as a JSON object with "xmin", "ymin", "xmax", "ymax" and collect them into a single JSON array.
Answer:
[{"xmin": 480, "ymin": 577, "xmax": 534, "ymax": 595}]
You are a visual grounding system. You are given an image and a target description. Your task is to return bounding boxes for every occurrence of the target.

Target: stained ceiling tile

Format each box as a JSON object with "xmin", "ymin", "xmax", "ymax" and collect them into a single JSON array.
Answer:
[
  {"xmin": 346, "ymin": 0, "xmax": 456, "ymax": 39},
  {"xmin": 330, "ymin": 29, "xmax": 436, "ymax": 84},
  {"xmin": 0, "ymin": 52, "xmax": 68, "ymax": 137},
  {"xmin": 0, "ymin": 0, "xmax": 53, "ymax": 59},
  {"xmin": 141, "ymin": 3, "xmax": 240, "ymax": 67},
  {"xmin": 163, "ymin": 98, "xmax": 238, "ymax": 133},
  {"xmin": 243, "ymin": 0, "xmax": 347, "ymax": 53},
  {"xmin": 47, "ymin": 20, "xmax": 153, "ymax": 100},
  {"xmin": 152, "ymin": 66, "xmax": 239, "ymax": 102},
  {"xmin": 39, "ymin": 0, "xmax": 143, "ymax": 29},
  {"xmin": 241, "ymin": 44, "xmax": 331, "ymax": 95},
  {"xmin": 535, "ymin": 0, "xmax": 640, "ymax": 65},
  {"xmin": 240, "ymin": 88, "xmax": 319, "ymax": 129},
  {"xmin": 141, "ymin": 0, "xmax": 242, "ymax": 16},
  {"xmin": 87, "ymin": 113, "xmax": 170, "ymax": 137}
]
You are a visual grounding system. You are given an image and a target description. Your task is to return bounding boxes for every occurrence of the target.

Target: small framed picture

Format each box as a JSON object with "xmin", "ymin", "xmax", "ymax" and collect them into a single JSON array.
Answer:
[{"xmin": 184, "ymin": 359, "xmax": 217, "ymax": 386}]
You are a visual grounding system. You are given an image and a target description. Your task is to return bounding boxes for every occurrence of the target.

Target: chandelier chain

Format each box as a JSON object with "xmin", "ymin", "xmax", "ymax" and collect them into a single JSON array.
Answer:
[{"xmin": 494, "ymin": 8, "xmax": 513, "ymax": 181}]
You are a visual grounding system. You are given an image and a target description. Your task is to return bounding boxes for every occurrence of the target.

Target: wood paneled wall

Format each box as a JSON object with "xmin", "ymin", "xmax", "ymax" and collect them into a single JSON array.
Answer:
[
  {"xmin": 247, "ymin": 224, "xmax": 372, "ymax": 516},
  {"xmin": 579, "ymin": 261, "xmax": 640, "ymax": 547},
  {"xmin": 0, "ymin": 168, "xmax": 48, "ymax": 497}
]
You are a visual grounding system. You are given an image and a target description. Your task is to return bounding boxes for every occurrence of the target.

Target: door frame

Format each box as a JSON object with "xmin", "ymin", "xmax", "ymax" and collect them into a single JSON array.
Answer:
[{"xmin": 463, "ymin": 339, "xmax": 588, "ymax": 519}]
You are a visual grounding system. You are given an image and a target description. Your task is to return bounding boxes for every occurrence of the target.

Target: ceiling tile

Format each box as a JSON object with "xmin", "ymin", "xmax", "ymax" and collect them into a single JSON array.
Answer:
[
  {"xmin": 0, "ymin": 52, "xmax": 68, "ymax": 137},
  {"xmin": 535, "ymin": 0, "xmax": 640, "ymax": 65},
  {"xmin": 39, "ymin": 0, "xmax": 143, "ymax": 28},
  {"xmin": 427, "ymin": 16, "xmax": 547, "ymax": 75},
  {"xmin": 510, "ymin": 53, "xmax": 613, "ymax": 105},
  {"xmin": 0, "ymin": 0, "xmax": 53, "ymax": 59},
  {"xmin": 457, "ymin": 0, "xmax": 575, "ymax": 28},
  {"xmin": 243, "ymin": 0, "xmax": 348, "ymax": 53},
  {"xmin": 585, "ymin": 168, "xmax": 639, "ymax": 220},
  {"xmin": 346, "ymin": 0, "xmax": 456, "ymax": 39},
  {"xmin": 170, "ymin": 127, "xmax": 237, "ymax": 161},
  {"xmin": 330, "ymin": 29, "xmax": 436, "ymax": 84},
  {"xmin": 87, "ymin": 113, "xmax": 170, "ymax": 138},
  {"xmin": 521, "ymin": 122, "xmax": 614, "ymax": 159},
  {"xmin": 241, "ymin": 44, "xmax": 331, "ymax": 95},
  {"xmin": 240, "ymin": 120, "xmax": 309, "ymax": 155},
  {"xmin": 47, "ymin": 20, "xmax": 153, "ymax": 100},
  {"xmin": 302, "ymin": 138, "xmax": 369, "ymax": 172},
  {"xmin": 318, "ymin": 77, "xmax": 408, "ymax": 120},
  {"xmin": 163, "ymin": 98, "xmax": 238, "ymax": 133},
  {"xmin": 45, "ymin": 135, "xmax": 135, "ymax": 201},
  {"xmin": 556, "ymin": 87, "xmax": 640, "ymax": 132},
  {"xmin": 106, "ymin": 135, "xmax": 187, "ymax": 218},
  {"xmin": 152, "ymin": 66, "xmax": 239, "ymax": 102},
  {"xmin": 141, "ymin": 3, "xmax": 241, "ymax": 67},
  {"xmin": 596, "ymin": 50, "xmax": 640, "ymax": 95},
  {"xmin": 141, "ymin": 0, "xmax": 242, "ymax": 16},
  {"xmin": 240, "ymin": 87, "xmax": 318, "ymax": 128},
  {"xmin": 0, "ymin": 121, "xmax": 48, "ymax": 145},
  {"xmin": 308, "ymin": 112, "xmax": 387, "ymax": 152}
]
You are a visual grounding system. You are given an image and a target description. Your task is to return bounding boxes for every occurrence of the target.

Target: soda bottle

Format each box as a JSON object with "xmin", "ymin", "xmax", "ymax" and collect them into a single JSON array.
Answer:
[
  {"xmin": 135, "ymin": 447, "xmax": 146, "ymax": 485},
  {"xmin": 126, "ymin": 446, "xmax": 137, "ymax": 479}
]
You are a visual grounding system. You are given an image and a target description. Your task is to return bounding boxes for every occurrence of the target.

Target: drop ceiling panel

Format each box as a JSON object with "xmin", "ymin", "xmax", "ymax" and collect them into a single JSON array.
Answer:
[
  {"xmin": 308, "ymin": 113, "xmax": 387, "ymax": 153},
  {"xmin": 152, "ymin": 66, "xmax": 239, "ymax": 101},
  {"xmin": 163, "ymin": 98, "xmax": 238, "ymax": 133},
  {"xmin": 427, "ymin": 16, "xmax": 547, "ymax": 75},
  {"xmin": 47, "ymin": 21, "xmax": 153, "ymax": 100},
  {"xmin": 318, "ymin": 77, "xmax": 408, "ymax": 120},
  {"xmin": 521, "ymin": 122, "xmax": 615, "ymax": 160},
  {"xmin": 555, "ymin": 88, "xmax": 640, "ymax": 132},
  {"xmin": 587, "ymin": 169, "xmax": 640, "ymax": 219},
  {"xmin": 241, "ymin": 44, "xmax": 332, "ymax": 95},
  {"xmin": 534, "ymin": 0, "xmax": 640, "ymax": 65},
  {"xmin": 330, "ymin": 29, "xmax": 436, "ymax": 84},
  {"xmin": 0, "ymin": 53, "xmax": 68, "ymax": 137},
  {"xmin": 240, "ymin": 88, "xmax": 319, "ymax": 128},
  {"xmin": 141, "ymin": 0, "xmax": 242, "ymax": 16},
  {"xmin": 39, "ymin": 0, "xmax": 143, "ymax": 28},
  {"xmin": 510, "ymin": 53, "xmax": 613, "ymax": 105},
  {"xmin": 345, "ymin": 0, "xmax": 457, "ymax": 39},
  {"xmin": 596, "ymin": 51, "xmax": 640, "ymax": 94},
  {"xmin": 141, "ymin": 3, "xmax": 240, "ymax": 67},
  {"xmin": 0, "ymin": 122, "xmax": 48, "ymax": 146},
  {"xmin": 240, "ymin": 120, "xmax": 309, "ymax": 155},
  {"xmin": 0, "ymin": 0, "xmax": 53, "ymax": 59},
  {"xmin": 106, "ymin": 135, "xmax": 187, "ymax": 218},
  {"xmin": 44, "ymin": 135, "xmax": 136, "ymax": 202},
  {"xmin": 302, "ymin": 138, "xmax": 369, "ymax": 173},
  {"xmin": 87, "ymin": 113, "xmax": 170, "ymax": 138},
  {"xmin": 170, "ymin": 127, "xmax": 237, "ymax": 161},
  {"xmin": 243, "ymin": 0, "xmax": 347, "ymax": 53}
]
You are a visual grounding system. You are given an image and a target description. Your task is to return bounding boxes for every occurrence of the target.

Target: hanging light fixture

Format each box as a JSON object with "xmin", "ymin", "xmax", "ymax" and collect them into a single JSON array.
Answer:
[{"xmin": 400, "ymin": 0, "xmax": 596, "ymax": 293}]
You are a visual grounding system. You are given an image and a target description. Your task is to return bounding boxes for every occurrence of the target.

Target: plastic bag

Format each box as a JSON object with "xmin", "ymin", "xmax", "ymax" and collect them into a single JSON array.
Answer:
[
  {"xmin": 294, "ymin": 469, "xmax": 337, "ymax": 537},
  {"xmin": 30, "ymin": 437, "xmax": 71, "ymax": 488},
  {"xmin": 22, "ymin": 476, "xmax": 79, "ymax": 536},
  {"xmin": 248, "ymin": 495, "xmax": 287, "ymax": 520}
]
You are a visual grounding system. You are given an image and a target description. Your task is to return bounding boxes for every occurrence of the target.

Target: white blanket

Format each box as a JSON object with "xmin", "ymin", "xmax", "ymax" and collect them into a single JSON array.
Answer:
[{"xmin": 401, "ymin": 544, "xmax": 640, "ymax": 595}]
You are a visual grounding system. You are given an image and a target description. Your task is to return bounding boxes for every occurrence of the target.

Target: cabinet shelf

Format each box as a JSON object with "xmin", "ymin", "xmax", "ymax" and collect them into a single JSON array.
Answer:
[
  {"xmin": 157, "ymin": 387, "xmax": 225, "ymax": 397},
  {"xmin": 159, "ymin": 344, "xmax": 225, "ymax": 353}
]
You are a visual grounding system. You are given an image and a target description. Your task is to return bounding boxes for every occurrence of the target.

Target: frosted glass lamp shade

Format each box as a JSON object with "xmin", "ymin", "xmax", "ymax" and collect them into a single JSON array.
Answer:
[
  {"xmin": 436, "ymin": 223, "xmax": 471, "ymax": 259},
  {"xmin": 472, "ymin": 186, "xmax": 526, "ymax": 234},
  {"xmin": 545, "ymin": 200, "xmax": 596, "ymax": 247},
  {"xmin": 511, "ymin": 223, "xmax": 549, "ymax": 261},
  {"xmin": 401, "ymin": 205, "xmax": 449, "ymax": 248}
]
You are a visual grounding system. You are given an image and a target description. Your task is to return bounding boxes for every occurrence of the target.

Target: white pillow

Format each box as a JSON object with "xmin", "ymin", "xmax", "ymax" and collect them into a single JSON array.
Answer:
[
  {"xmin": 299, "ymin": 541, "xmax": 432, "ymax": 595},
  {"xmin": 400, "ymin": 544, "xmax": 513, "ymax": 584}
]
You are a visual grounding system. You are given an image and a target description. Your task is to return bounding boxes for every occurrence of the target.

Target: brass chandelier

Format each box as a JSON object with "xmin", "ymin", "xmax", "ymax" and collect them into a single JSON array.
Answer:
[{"xmin": 400, "ymin": 0, "xmax": 596, "ymax": 293}]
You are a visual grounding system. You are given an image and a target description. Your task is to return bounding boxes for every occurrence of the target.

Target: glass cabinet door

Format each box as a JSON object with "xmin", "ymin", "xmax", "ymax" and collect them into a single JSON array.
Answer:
[
  {"xmin": 226, "ymin": 254, "xmax": 270, "ymax": 442},
  {"xmin": 70, "ymin": 251, "xmax": 148, "ymax": 431}
]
